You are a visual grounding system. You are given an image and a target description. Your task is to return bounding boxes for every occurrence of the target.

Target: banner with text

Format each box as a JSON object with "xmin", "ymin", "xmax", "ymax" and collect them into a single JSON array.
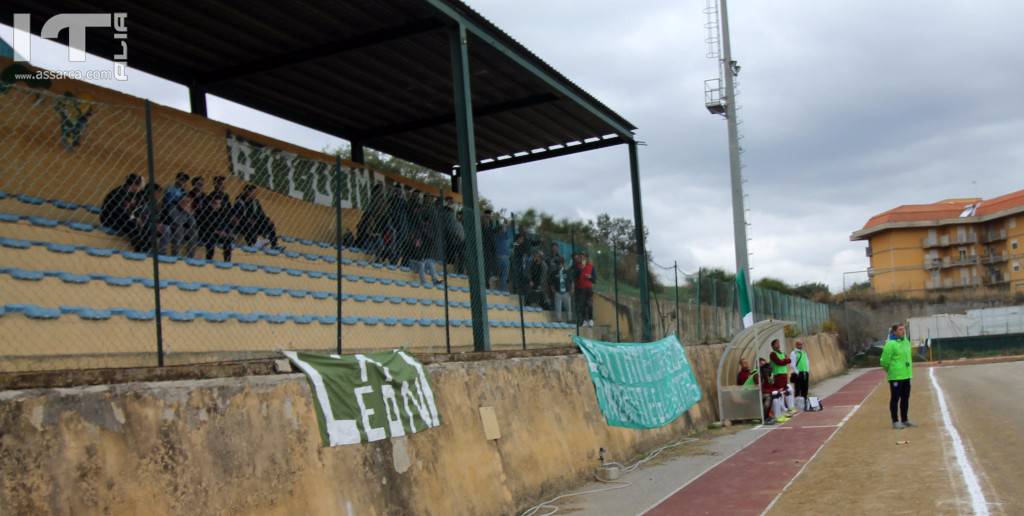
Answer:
[
  {"xmin": 573, "ymin": 335, "xmax": 702, "ymax": 429},
  {"xmin": 284, "ymin": 350, "xmax": 441, "ymax": 447},
  {"xmin": 226, "ymin": 132, "xmax": 384, "ymax": 210}
]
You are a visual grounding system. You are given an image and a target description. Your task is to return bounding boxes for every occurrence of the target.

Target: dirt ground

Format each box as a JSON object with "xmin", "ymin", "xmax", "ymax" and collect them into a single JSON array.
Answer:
[{"xmin": 768, "ymin": 361, "xmax": 1024, "ymax": 515}]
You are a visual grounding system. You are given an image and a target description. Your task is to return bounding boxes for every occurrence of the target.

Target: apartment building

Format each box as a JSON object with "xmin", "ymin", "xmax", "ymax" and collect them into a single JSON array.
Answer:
[{"xmin": 851, "ymin": 188, "xmax": 1024, "ymax": 296}]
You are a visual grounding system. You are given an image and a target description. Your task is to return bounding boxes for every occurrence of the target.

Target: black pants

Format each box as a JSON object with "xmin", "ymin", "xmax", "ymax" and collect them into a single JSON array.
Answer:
[
  {"xmin": 204, "ymin": 234, "xmax": 233, "ymax": 262},
  {"xmin": 241, "ymin": 217, "xmax": 278, "ymax": 247},
  {"xmin": 575, "ymin": 288, "xmax": 593, "ymax": 324},
  {"xmin": 795, "ymin": 371, "xmax": 810, "ymax": 399},
  {"xmin": 889, "ymin": 379, "xmax": 911, "ymax": 423}
]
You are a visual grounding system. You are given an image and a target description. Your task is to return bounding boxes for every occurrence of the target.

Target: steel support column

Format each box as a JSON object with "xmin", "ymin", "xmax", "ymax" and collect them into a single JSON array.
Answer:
[
  {"xmin": 628, "ymin": 142, "xmax": 652, "ymax": 341},
  {"xmin": 450, "ymin": 24, "xmax": 490, "ymax": 352},
  {"xmin": 188, "ymin": 85, "xmax": 207, "ymax": 117},
  {"xmin": 350, "ymin": 141, "xmax": 365, "ymax": 165}
]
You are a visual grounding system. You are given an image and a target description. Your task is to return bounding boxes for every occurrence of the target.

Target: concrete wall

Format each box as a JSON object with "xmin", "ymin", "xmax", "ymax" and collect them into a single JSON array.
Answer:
[{"xmin": 0, "ymin": 335, "xmax": 845, "ymax": 516}]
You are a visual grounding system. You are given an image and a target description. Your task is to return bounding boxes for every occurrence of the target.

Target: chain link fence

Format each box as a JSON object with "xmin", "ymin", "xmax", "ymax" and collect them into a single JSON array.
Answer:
[{"xmin": 1, "ymin": 83, "xmax": 834, "ymax": 373}]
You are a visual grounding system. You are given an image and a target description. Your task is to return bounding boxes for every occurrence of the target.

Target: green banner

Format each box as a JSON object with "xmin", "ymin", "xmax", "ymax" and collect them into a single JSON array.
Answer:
[
  {"xmin": 573, "ymin": 335, "xmax": 702, "ymax": 429},
  {"xmin": 284, "ymin": 350, "xmax": 441, "ymax": 447}
]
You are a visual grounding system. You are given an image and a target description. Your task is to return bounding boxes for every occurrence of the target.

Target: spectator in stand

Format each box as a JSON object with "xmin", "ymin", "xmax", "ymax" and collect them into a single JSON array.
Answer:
[
  {"xmin": 494, "ymin": 218, "xmax": 513, "ymax": 292},
  {"xmin": 510, "ymin": 232, "xmax": 529, "ymax": 295},
  {"xmin": 444, "ymin": 197, "xmax": 465, "ymax": 274},
  {"xmin": 101, "ymin": 174, "xmax": 146, "ymax": 251},
  {"xmin": 234, "ymin": 184, "xmax": 280, "ymax": 250},
  {"xmin": 548, "ymin": 254, "xmax": 573, "ymax": 323},
  {"xmin": 526, "ymin": 250, "xmax": 547, "ymax": 307},
  {"xmin": 188, "ymin": 176, "xmax": 207, "ymax": 214},
  {"xmin": 573, "ymin": 252, "xmax": 596, "ymax": 327},
  {"xmin": 545, "ymin": 242, "xmax": 562, "ymax": 307},
  {"xmin": 481, "ymin": 210, "xmax": 497, "ymax": 287},
  {"xmin": 736, "ymin": 358, "xmax": 758, "ymax": 387},
  {"xmin": 768, "ymin": 339, "xmax": 797, "ymax": 416},
  {"xmin": 207, "ymin": 176, "xmax": 230, "ymax": 207},
  {"xmin": 357, "ymin": 183, "xmax": 385, "ymax": 257},
  {"xmin": 790, "ymin": 340, "xmax": 811, "ymax": 410},
  {"xmin": 160, "ymin": 193, "xmax": 198, "ymax": 257},
  {"xmin": 163, "ymin": 171, "xmax": 189, "ymax": 208},
  {"xmin": 199, "ymin": 195, "xmax": 233, "ymax": 261},
  {"xmin": 413, "ymin": 211, "xmax": 442, "ymax": 286}
]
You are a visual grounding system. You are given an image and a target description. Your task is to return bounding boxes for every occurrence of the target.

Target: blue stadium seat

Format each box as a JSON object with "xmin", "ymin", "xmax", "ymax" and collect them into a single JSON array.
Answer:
[
  {"xmin": 109, "ymin": 307, "xmax": 130, "ymax": 316},
  {"xmin": 208, "ymin": 284, "xmax": 233, "ymax": 294},
  {"xmin": 281, "ymin": 236, "xmax": 297, "ymax": 243},
  {"xmin": 52, "ymin": 200, "xmax": 80, "ymax": 210},
  {"xmin": 45, "ymin": 242, "xmax": 76, "ymax": 254},
  {"xmin": 0, "ymin": 190, "xmax": 6, "ymax": 199},
  {"xmin": 156, "ymin": 255, "xmax": 178, "ymax": 264},
  {"xmin": 353, "ymin": 294, "xmax": 369, "ymax": 302},
  {"xmin": 0, "ymin": 213, "xmax": 21, "ymax": 223},
  {"xmin": 28, "ymin": 216, "xmax": 59, "ymax": 228},
  {"xmin": 262, "ymin": 313, "xmax": 288, "ymax": 324},
  {"xmin": 308, "ymin": 271, "xmax": 325, "ymax": 279},
  {"xmin": 403, "ymin": 297, "xmax": 418, "ymax": 304},
  {"xmin": 341, "ymin": 316, "xmax": 361, "ymax": 325},
  {"xmin": 299, "ymin": 239, "xmax": 314, "ymax": 246},
  {"xmin": 79, "ymin": 308, "xmax": 112, "ymax": 321},
  {"xmin": 121, "ymin": 251, "xmax": 147, "ymax": 261},
  {"xmin": 317, "ymin": 242, "xmax": 331, "ymax": 249},
  {"xmin": 16, "ymin": 194, "xmax": 44, "ymax": 205},
  {"xmin": 58, "ymin": 272, "xmax": 91, "ymax": 284},
  {"xmin": 165, "ymin": 310, "xmax": 195, "ymax": 322},
  {"xmin": 418, "ymin": 318, "xmax": 433, "ymax": 327},
  {"xmin": 104, "ymin": 276, "xmax": 134, "ymax": 287},
  {"xmin": 58, "ymin": 305, "xmax": 86, "ymax": 315},
  {"xmin": 377, "ymin": 278, "xmax": 393, "ymax": 285},
  {"xmin": 293, "ymin": 315, "xmax": 314, "ymax": 325},
  {"xmin": 240, "ymin": 246, "xmax": 258, "ymax": 253},
  {"xmin": 284, "ymin": 250, "xmax": 301, "ymax": 259},
  {"xmin": 84, "ymin": 247, "xmax": 115, "ymax": 258},
  {"xmin": 185, "ymin": 258, "xmax": 207, "ymax": 267},
  {"xmin": 355, "ymin": 259, "xmax": 369, "ymax": 267},
  {"xmin": 264, "ymin": 288, "xmax": 284, "ymax": 297},
  {"xmin": 198, "ymin": 311, "xmax": 229, "ymax": 323},
  {"xmin": 11, "ymin": 269, "xmax": 44, "ymax": 281},
  {"xmin": 371, "ymin": 295, "xmax": 386, "ymax": 303},
  {"xmin": 235, "ymin": 313, "xmax": 260, "ymax": 323},
  {"xmin": 310, "ymin": 291, "xmax": 331, "ymax": 300},
  {"xmin": 322, "ymin": 255, "xmax": 337, "ymax": 264},
  {"xmin": 85, "ymin": 205, "xmax": 102, "ymax": 214},
  {"xmin": 265, "ymin": 248, "xmax": 281, "ymax": 256},
  {"xmin": 66, "ymin": 222, "xmax": 94, "ymax": 232},
  {"xmin": 326, "ymin": 273, "xmax": 338, "ymax": 281},
  {"xmin": 214, "ymin": 261, "xmax": 234, "ymax": 269},
  {"xmin": 177, "ymin": 282, "xmax": 203, "ymax": 292},
  {"xmin": 26, "ymin": 306, "xmax": 61, "ymax": 319},
  {"xmin": 239, "ymin": 263, "xmax": 258, "ymax": 272},
  {"xmin": 264, "ymin": 266, "xmax": 282, "ymax": 274},
  {"xmin": 285, "ymin": 268, "xmax": 304, "ymax": 276},
  {"xmin": 393, "ymin": 280, "xmax": 408, "ymax": 287},
  {"xmin": 317, "ymin": 315, "xmax": 338, "ymax": 325},
  {"xmin": 341, "ymin": 257, "xmax": 354, "ymax": 265},
  {"xmin": 418, "ymin": 298, "xmax": 433, "ymax": 305},
  {"xmin": 287, "ymin": 289, "xmax": 309, "ymax": 299},
  {"xmin": 4, "ymin": 304, "xmax": 31, "ymax": 313},
  {"xmin": 237, "ymin": 286, "xmax": 260, "ymax": 295},
  {"xmin": 400, "ymin": 318, "xmax": 416, "ymax": 327},
  {"xmin": 489, "ymin": 320, "xmax": 500, "ymax": 327},
  {"xmin": 125, "ymin": 309, "xmax": 155, "ymax": 321},
  {"xmin": 141, "ymin": 278, "xmax": 171, "ymax": 289},
  {"xmin": 383, "ymin": 317, "xmax": 398, "ymax": 326},
  {"xmin": 432, "ymin": 319, "xmax": 445, "ymax": 327},
  {"xmin": 302, "ymin": 253, "xmax": 319, "ymax": 261},
  {"xmin": 387, "ymin": 296, "xmax": 403, "ymax": 304}
]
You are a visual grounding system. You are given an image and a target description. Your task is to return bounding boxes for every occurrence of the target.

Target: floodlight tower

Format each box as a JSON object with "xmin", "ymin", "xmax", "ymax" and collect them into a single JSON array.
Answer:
[{"xmin": 704, "ymin": 0, "xmax": 753, "ymax": 319}]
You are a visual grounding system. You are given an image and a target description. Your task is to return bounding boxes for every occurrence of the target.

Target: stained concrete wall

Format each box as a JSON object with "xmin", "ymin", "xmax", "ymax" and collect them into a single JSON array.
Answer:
[{"xmin": 0, "ymin": 335, "xmax": 845, "ymax": 516}]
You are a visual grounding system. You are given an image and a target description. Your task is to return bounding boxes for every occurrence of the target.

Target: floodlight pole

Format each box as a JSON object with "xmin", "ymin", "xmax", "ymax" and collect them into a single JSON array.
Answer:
[
  {"xmin": 450, "ymin": 23, "xmax": 491, "ymax": 352},
  {"xmin": 718, "ymin": 0, "xmax": 755, "ymax": 324}
]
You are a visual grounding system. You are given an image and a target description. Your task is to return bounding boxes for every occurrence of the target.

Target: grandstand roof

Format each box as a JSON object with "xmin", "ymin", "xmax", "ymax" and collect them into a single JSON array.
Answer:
[
  {"xmin": 4, "ymin": 0, "xmax": 636, "ymax": 172},
  {"xmin": 850, "ymin": 187, "xmax": 1024, "ymax": 240}
]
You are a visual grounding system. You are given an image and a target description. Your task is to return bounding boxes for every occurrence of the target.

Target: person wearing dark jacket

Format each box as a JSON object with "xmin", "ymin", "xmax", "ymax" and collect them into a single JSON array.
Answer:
[
  {"xmin": 413, "ymin": 212, "xmax": 442, "ymax": 286},
  {"xmin": 548, "ymin": 254, "xmax": 573, "ymax": 323},
  {"xmin": 100, "ymin": 174, "xmax": 145, "ymax": 251},
  {"xmin": 199, "ymin": 195, "xmax": 233, "ymax": 261},
  {"xmin": 526, "ymin": 250, "xmax": 547, "ymax": 307},
  {"xmin": 233, "ymin": 184, "xmax": 280, "ymax": 249}
]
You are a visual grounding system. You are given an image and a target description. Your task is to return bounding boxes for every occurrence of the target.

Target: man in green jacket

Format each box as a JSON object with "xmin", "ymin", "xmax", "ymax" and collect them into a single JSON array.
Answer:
[{"xmin": 880, "ymin": 323, "xmax": 915, "ymax": 429}]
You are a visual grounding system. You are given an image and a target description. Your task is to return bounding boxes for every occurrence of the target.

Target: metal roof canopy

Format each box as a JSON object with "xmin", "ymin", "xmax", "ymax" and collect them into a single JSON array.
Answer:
[
  {"xmin": 715, "ymin": 319, "xmax": 792, "ymax": 423},
  {"xmin": 3, "ymin": 0, "xmax": 636, "ymax": 172}
]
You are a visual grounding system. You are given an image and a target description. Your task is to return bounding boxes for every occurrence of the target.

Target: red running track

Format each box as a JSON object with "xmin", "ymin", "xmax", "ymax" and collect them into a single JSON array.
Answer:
[{"xmin": 644, "ymin": 370, "xmax": 885, "ymax": 516}]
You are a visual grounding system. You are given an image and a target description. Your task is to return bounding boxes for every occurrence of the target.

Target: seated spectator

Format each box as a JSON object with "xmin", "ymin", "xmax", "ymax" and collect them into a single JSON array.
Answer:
[
  {"xmin": 160, "ymin": 194, "xmax": 198, "ymax": 257},
  {"xmin": 128, "ymin": 183, "xmax": 163, "ymax": 253},
  {"xmin": 199, "ymin": 195, "xmax": 233, "ymax": 261},
  {"xmin": 526, "ymin": 250, "xmax": 547, "ymax": 307},
  {"xmin": 737, "ymin": 358, "xmax": 758, "ymax": 387},
  {"xmin": 234, "ymin": 184, "xmax": 280, "ymax": 250},
  {"xmin": 163, "ymin": 171, "xmax": 189, "ymax": 208},
  {"xmin": 547, "ymin": 254, "xmax": 573, "ymax": 323},
  {"xmin": 100, "ymin": 174, "xmax": 145, "ymax": 250}
]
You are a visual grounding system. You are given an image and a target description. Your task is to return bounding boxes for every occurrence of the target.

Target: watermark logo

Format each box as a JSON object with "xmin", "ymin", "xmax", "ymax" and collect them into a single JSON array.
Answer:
[{"xmin": 12, "ymin": 13, "xmax": 127, "ymax": 81}]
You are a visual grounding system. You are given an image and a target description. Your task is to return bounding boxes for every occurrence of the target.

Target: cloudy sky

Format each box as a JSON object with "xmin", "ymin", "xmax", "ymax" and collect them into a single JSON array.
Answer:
[{"xmin": 4, "ymin": 0, "xmax": 1023, "ymax": 291}]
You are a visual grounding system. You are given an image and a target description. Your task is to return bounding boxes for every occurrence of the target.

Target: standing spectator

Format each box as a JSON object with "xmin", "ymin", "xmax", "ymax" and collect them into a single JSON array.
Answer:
[
  {"xmin": 510, "ymin": 232, "xmax": 529, "ymax": 295},
  {"xmin": 163, "ymin": 171, "xmax": 189, "ymax": 208},
  {"xmin": 768, "ymin": 339, "xmax": 796, "ymax": 416},
  {"xmin": 199, "ymin": 195, "xmax": 233, "ymax": 261},
  {"xmin": 481, "ymin": 210, "xmax": 497, "ymax": 287},
  {"xmin": 494, "ymin": 218, "xmax": 513, "ymax": 292},
  {"xmin": 127, "ymin": 183, "xmax": 164, "ymax": 253},
  {"xmin": 548, "ymin": 254, "xmax": 573, "ymax": 323},
  {"xmin": 573, "ymin": 252, "xmax": 596, "ymax": 327},
  {"xmin": 413, "ymin": 212, "xmax": 442, "ymax": 286},
  {"xmin": 160, "ymin": 194, "xmax": 198, "ymax": 257},
  {"xmin": 545, "ymin": 242, "xmax": 562, "ymax": 306},
  {"xmin": 207, "ymin": 176, "xmax": 230, "ymax": 207},
  {"xmin": 790, "ymin": 340, "xmax": 811, "ymax": 410},
  {"xmin": 444, "ymin": 197, "xmax": 465, "ymax": 274},
  {"xmin": 188, "ymin": 176, "xmax": 207, "ymax": 213},
  {"xmin": 234, "ymin": 184, "xmax": 280, "ymax": 250},
  {"xmin": 101, "ymin": 174, "xmax": 145, "ymax": 250},
  {"xmin": 880, "ymin": 323, "xmax": 915, "ymax": 429},
  {"xmin": 526, "ymin": 250, "xmax": 547, "ymax": 307}
]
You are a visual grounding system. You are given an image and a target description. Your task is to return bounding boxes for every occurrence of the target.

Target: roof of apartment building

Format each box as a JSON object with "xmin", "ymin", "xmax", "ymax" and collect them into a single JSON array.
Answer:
[{"xmin": 851, "ymin": 187, "xmax": 1024, "ymax": 240}]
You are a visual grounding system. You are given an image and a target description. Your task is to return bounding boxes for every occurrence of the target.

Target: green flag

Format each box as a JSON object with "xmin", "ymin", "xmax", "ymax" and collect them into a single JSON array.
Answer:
[
  {"xmin": 285, "ymin": 350, "xmax": 441, "ymax": 447},
  {"xmin": 573, "ymin": 335, "xmax": 702, "ymax": 429},
  {"xmin": 737, "ymin": 269, "xmax": 753, "ymax": 328}
]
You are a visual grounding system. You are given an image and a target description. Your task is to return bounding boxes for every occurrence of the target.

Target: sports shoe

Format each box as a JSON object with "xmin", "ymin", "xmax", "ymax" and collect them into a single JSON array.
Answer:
[
  {"xmin": 903, "ymin": 421, "xmax": 916, "ymax": 428},
  {"xmin": 786, "ymin": 408, "xmax": 798, "ymax": 415},
  {"xmin": 775, "ymin": 416, "xmax": 789, "ymax": 423},
  {"xmin": 892, "ymin": 422, "xmax": 906, "ymax": 430}
]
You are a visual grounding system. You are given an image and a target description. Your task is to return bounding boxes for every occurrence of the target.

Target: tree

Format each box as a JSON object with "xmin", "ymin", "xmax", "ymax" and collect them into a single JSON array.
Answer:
[
  {"xmin": 754, "ymin": 277, "xmax": 793, "ymax": 296},
  {"xmin": 327, "ymin": 143, "xmax": 453, "ymax": 192},
  {"xmin": 792, "ymin": 282, "xmax": 832, "ymax": 303}
]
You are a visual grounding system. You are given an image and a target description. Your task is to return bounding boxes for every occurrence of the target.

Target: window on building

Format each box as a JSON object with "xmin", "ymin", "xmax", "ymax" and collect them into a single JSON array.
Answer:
[
  {"xmin": 1010, "ymin": 217, "xmax": 1017, "ymax": 229},
  {"xmin": 1013, "ymin": 240, "xmax": 1019, "ymax": 251},
  {"xmin": 959, "ymin": 248, "xmax": 967, "ymax": 260},
  {"xmin": 1014, "ymin": 262, "xmax": 1022, "ymax": 273}
]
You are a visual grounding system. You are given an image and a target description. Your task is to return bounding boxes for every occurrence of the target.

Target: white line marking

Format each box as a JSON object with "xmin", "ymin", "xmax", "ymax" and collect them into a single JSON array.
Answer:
[
  {"xmin": 929, "ymin": 367, "xmax": 990, "ymax": 516},
  {"xmin": 796, "ymin": 425, "xmax": 840, "ymax": 429},
  {"xmin": 759, "ymin": 388, "xmax": 876, "ymax": 516}
]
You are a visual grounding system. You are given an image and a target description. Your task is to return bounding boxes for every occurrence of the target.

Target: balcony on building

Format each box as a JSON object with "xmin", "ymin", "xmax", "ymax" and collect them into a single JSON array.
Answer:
[{"xmin": 981, "ymin": 228, "xmax": 1008, "ymax": 243}]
